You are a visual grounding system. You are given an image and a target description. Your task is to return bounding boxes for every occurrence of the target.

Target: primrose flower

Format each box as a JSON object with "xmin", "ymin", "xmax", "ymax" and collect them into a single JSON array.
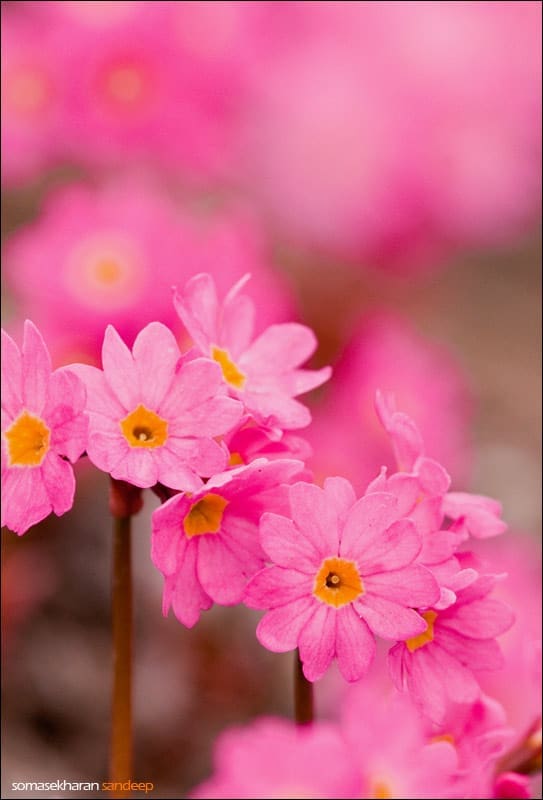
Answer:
[
  {"xmin": 388, "ymin": 575, "xmax": 515, "ymax": 725},
  {"xmin": 1, "ymin": 322, "xmax": 88, "ymax": 535},
  {"xmin": 376, "ymin": 390, "xmax": 506, "ymax": 540},
  {"xmin": 341, "ymin": 682, "xmax": 459, "ymax": 799},
  {"xmin": 173, "ymin": 272, "xmax": 331, "ymax": 433},
  {"xmin": 245, "ymin": 478, "xmax": 440, "ymax": 682},
  {"xmin": 190, "ymin": 716, "xmax": 361, "ymax": 799},
  {"xmin": 71, "ymin": 322, "xmax": 242, "ymax": 490},
  {"xmin": 152, "ymin": 458, "xmax": 304, "ymax": 627}
]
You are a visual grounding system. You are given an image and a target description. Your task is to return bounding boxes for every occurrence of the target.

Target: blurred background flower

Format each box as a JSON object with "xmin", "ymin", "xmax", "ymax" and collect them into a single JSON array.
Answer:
[{"xmin": 1, "ymin": 2, "xmax": 540, "ymax": 798}]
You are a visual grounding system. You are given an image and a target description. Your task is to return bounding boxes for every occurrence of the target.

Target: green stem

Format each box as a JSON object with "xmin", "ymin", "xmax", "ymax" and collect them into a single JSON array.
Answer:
[
  {"xmin": 294, "ymin": 649, "xmax": 314, "ymax": 725},
  {"xmin": 110, "ymin": 514, "xmax": 133, "ymax": 796}
]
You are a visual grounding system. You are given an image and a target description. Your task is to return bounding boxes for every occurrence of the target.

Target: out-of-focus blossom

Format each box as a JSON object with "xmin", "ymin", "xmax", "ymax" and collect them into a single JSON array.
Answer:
[
  {"xmin": 2, "ymin": 1, "xmax": 254, "ymax": 181},
  {"xmin": 239, "ymin": 1, "xmax": 541, "ymax": 270},
  {"xmin": 474, "ymin": 533, "xmax": 542, "ymax": 739},
  {"xmin": 71, "ymin": 322, "xmax": 242, "ymax": 490},
  {"xmin": 190, "ymin": 716, "xmax": 361, "ymax": 799},
  {"xmin": 152, "ymin": 458, "xmax": 304, "ymax": 627},
  {"xmin": 0, "ymin": 11, "xmax": 67, "ymax": 184},
  {"xmin": 1, "ymin": 321, "xmax": 88, "ymax": 535},
  {"xmin": 4, "ymin": 181, "xmax": 294, "ymax": 365},
  {"xmin": 389, "ymin": 575, "xmax": 515, "ymax": 725},
  {"xmin": 433, "ymin": 695, "xmax": 516, "ymax": 799},
  {"xmin": 246, "ymin": 477, "xmax": 439, "ymax": 682},
  {"xmin": 307, "ymin": 315, "xmax": 471, "ymax": 492},
  {"xmin": 174, "ymin": 273, "xmax": 331, "ymax": 433},
  {"xmin": 341, "ymin": 681, "xmax": 459, "ymax": 799}
]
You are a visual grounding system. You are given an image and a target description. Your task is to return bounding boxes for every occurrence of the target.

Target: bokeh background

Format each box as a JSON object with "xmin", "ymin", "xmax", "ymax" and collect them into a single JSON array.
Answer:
[{"xmin": 1, "ymin": 2, "xmax": 541, "ymax": 798}]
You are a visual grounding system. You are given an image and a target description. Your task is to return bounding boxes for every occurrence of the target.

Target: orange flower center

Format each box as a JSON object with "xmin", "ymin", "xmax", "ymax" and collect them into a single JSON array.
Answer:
[
  {"xmin": 183, "ymin": 493, "xmax": 229, "ymax": 538},
  {"xmin": 4, "ymin": 411, "xmax": 51, "ymax": 467},
  {"xmin": 120, "ymin": 404, "xmax": 168, "ymax": 448},
  {"xmin": 406, "ymin": 610, "xmax": 438, "ymax": 652},
  {"xmin": 371, "ymin": 781, "xmax": 393, "ymax": 799},
  {"xmin": 211, "ymin": 346, "xmax": 246, "ymax": 389},
  {"xmin": 313, "ymin": 556, "xmax": 364, "ymax": 608}
]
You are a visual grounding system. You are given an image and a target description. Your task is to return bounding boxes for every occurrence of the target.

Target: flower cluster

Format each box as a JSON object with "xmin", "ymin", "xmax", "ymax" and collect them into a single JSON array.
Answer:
[
  {"xmin": 2, "ymin": 271, "xmax": 538, "ymax": 799},
  {"xmin": 3, "ymin": 2, "xmax": 540, "ymax": 269}
]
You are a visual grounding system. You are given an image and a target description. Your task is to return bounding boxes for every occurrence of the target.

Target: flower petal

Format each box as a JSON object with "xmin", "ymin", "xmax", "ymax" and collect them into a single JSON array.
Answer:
[
  {"xmin": 110, "ymin": 447, "xmax": 158, "ymax": 488},
  {"xmin": 197, "ymin": 534, "xmax": 262, "ymax": 605},
  {"xmin": 356, "ymin": 594, "xmax": 428, "ymax": 640},
  {"xmin": 364, "ymin": 565, "xmax": 440, "ymax": 607},
  {"xmin": 434, "ymin": 626, "xmax": 504, "ymax": 671},
  {"xmin": 335, "ymin": 605, "xmax": 376, "ymax": 681},
  {"xmin": 298, "ymin": 603, "xmax": 337, "ymax": 681},
  {"xmin": 240, "ymin": 323, "xmax": 318, "ymax": 375},
  {"xmin": 1, "ymin": 465, "xmax": 51, "ymax": 535},
  {"xmin": 244, "ymin": 566, "xmax": 313, "ymax": 610},
  {"xmin": 1, "ymin": 328, "xmax": 23, "ymax": 419},
  {"xmin": 101, "ymin": 325, "xmax": 139, "ymax": 411},
  {"xmin": 164, "ymin": 542, "xmax": 213, "ymax": 628},
  {"xmin": 256, "ymin": 596, "xmax": 316, "ymax": 652},
  {"xmin": 289, "ymin": 481, "xmax": 340, "ymax": 557},
  {"xmin": 41, "ymin": 453, "xmax": 76, "ymax": 516},
  {"xmin": 132, "ymin": 322, "xmax": 180, "ymax": 409},
  {"xmin": 340, "ymin": 492, "xmax": 399, "ymax": 560},
  {"xmin": 22, "ymin": 320, "xmax": 51, "ymax": 414},
  {"xmin": 259, "ymin": 512, "xmax": 321, "ymax": 573},
  {"xmin": 173, "ymin": 273, "xmax": 218, "ymax": 353}
]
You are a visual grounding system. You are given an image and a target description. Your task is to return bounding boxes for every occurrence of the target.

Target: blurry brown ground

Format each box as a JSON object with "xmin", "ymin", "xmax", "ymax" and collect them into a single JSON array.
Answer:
[{"xmin": 1, "ymin": 186, "xmax": 541, "ymax": 798}]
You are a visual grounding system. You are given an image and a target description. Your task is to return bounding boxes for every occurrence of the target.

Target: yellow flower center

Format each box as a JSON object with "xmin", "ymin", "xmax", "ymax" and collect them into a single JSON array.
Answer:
[
  {"xmin": 104, "ymin": 63, "xmax": 149, "ymax": 109},
  {"xmin": 313, "ymin": 556, "xmax": 364, "ymax": 608},
  {"xmin": 228, "ymin": 451, "xmax": 244, "ymax": 466},
  {"xmin": 120, "ymin": 404, "xmax": 168, "ymax": 448},
  {"xmin": 211, "ymin": 346, "xmax": 246, "ymax": 389},
  {"xmin": 430, "ymin": 733, "xmax": 455, "ymax": 746},
  {"xmin": 4, "ymin": 411, "xmax": 51, "ymax": 467},
  {"xmin": 183, "ymin": 493, "xmax": 229, "ymax": 538},
  {"xmin": 93, "ymin": 257, "xmax": 124, "ymax": 285},
  {"xmin": 406, "ymin": 610, "xmax": 438, "ymax": 652}
]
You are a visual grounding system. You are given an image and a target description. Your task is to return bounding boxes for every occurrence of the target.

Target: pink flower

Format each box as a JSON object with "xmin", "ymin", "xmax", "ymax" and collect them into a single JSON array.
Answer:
[
  {"xmin": 388, "ymin": 574, "xmax": 515, "ymax": 724},
  {"xmin": 71, "ymin": 322, "xmax": 242, "ymax": 490},
  {"xmin": 245, "ymin": 477, "xmax": 439, "ymax": 682},
  {"xmin": 442, "ymin": 493, "xmax": 508, "ymax": 539},
  {"xmin": 189, "ymin": 716, "xmax": 361, "ymax": 799},
  {"xmin": 432, "ymin": 695, "xmax": 517, "ymax": 799},
  {"xmin": 341, "ymin": 682, "xmax": 459, "ymax": 799},
  {"xmin": 376, "ymin": 390, "xmax": 507, "ymax": 541},
  {"xmin": 152, "ymin": 458, "xmax": 304, "ymax": 627},
  {"xmin": 4, "ymin": 181, "xmax": 295, "ymax": 365},
  {"xmin": 474, "ymin": 533, "xmax": 542, "ymax": 737},
  {"xmin": 306, "ymin": 315, "xmax": 472, "ymax": 493},
  {"xmin": 1, "ymin": 10, "xmax": 67, "ymax": 184},
  {"xmin": 173, "ymin": 272, "xmax": 331, "ymax": 433},
  {"xmin": 54, "ymin": 3, "xmax": 240, "ymax": 177},
  {"xmin": 1, "ymin": 321, "xmax": 88, "ymax": 535},
  {"xmin": 238, "ymin": 2, "xmax": 541, "ymax": 269}
]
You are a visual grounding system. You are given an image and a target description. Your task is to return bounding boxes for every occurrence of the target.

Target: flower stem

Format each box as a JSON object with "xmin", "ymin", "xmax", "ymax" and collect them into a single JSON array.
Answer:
[
  {"xmin": 110, "ymin": 513, "xmax": 133, "ymax": 796},
  {"xmin": 294, "ymin": 649, "xmax": 314, "ymax": 725}
]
